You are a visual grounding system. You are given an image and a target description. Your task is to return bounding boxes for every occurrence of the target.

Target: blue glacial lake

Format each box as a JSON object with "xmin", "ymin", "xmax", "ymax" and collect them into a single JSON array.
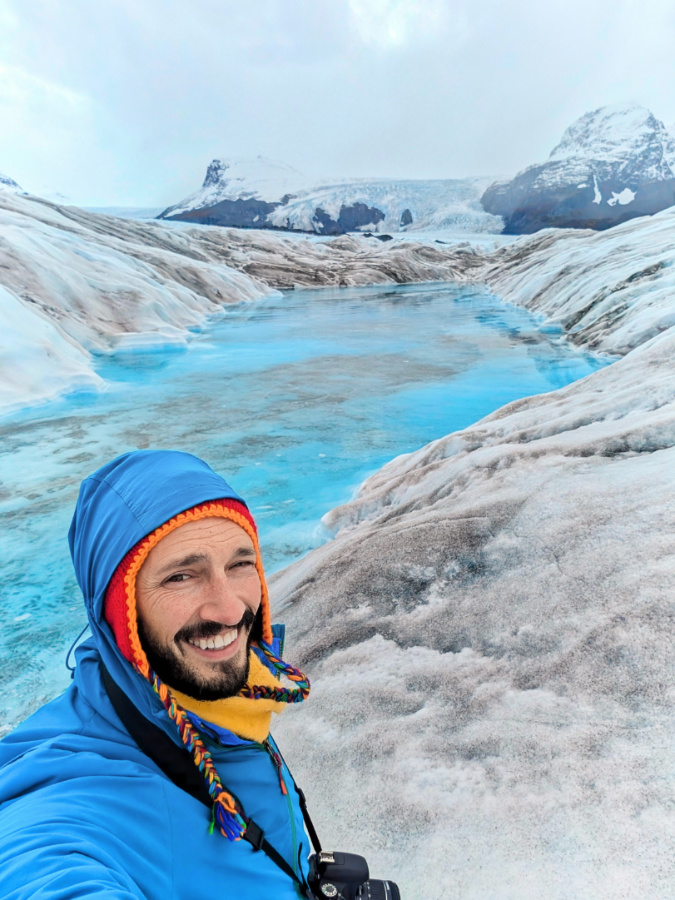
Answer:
[{"xmin": 0, "ymin": 282, "xmax": 610, "ymax": 731}]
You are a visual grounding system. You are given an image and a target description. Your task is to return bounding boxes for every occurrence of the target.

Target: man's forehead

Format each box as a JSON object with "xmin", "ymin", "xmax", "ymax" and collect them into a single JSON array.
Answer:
[{"xmin": 146, "ymin": 516, "xmax": 255, "ymax": 561}]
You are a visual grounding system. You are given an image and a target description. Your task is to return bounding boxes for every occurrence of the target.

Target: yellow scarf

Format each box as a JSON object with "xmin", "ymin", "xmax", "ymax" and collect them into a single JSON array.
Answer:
[{"xmin": 170, "ymin": 650, "xmax": 287, "ymax": 743}]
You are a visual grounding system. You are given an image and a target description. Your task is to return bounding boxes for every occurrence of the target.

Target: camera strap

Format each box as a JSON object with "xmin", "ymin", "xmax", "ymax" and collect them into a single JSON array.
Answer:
[{"xmin": 101, "ymin": 663, "xmax": 315, "ymax": 897}]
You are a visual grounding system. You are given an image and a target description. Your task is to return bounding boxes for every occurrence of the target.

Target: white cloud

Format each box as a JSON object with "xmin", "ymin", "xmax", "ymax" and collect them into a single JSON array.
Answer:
[
  {"xmin": 1, "ymin": 0, "xmax": 675, "ymax": 204},
  {"xmin": 0, "ymin": 63, "xmax": 88, "ymax": 114},
  {"xmin": 348, "ymin": 0, "xmax": 453, "ymax": 49}
]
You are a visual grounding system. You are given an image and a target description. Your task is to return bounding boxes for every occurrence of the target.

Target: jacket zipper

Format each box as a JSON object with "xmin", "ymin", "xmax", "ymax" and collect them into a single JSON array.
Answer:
[{"xmin": 264, "ymin": 738, "xmax": 299, "ymax": 877}]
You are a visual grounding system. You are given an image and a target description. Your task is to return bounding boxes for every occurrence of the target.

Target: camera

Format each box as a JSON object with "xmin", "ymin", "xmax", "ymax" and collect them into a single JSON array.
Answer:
[{"xmin": 308, "ymin": 850, "xmax": 400, "ymax": 900}]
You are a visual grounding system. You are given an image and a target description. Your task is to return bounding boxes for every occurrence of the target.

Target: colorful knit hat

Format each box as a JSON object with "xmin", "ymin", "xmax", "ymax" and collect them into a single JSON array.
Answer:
[{"xmin": 104, "ymin": 497, "xmax": 310, "ymax": 841}]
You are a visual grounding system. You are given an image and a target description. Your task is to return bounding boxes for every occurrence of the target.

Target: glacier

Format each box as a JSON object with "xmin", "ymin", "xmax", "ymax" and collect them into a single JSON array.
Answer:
[
  {"xmin": 0, "ymin": 191, "xmax": 486, "ymax": 413},
  {"xmin": 159, "ymin": 156, "xmax": 503, "ymax": 235},
  {"xmin": 0, "ymin": 183, "xmax": 673, "ymax": 897},
  {"xmin": 270, "ymin": 210, "xmax": 675, "ymax": 898}
]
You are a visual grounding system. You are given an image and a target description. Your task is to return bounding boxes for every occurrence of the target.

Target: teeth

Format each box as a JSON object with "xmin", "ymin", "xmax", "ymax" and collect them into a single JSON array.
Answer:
[
  {"xmin": 189, "ymin": 628, "xmax": 238, "ymax": 651},
  {"xmin": 214, "ymin": 630, "xmax": 237, "ymax": 649}
]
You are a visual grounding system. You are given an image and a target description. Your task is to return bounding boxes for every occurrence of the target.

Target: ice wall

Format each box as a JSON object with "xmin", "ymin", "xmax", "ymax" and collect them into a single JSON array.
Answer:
[{"xmin": 270, "ymin": 212, "xmax": 675, "ymax": 898}]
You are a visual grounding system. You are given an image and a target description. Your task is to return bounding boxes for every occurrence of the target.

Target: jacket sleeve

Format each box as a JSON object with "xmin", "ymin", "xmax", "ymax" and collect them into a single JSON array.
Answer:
[{"xmin": 0, "ymin": 820, "xmax": 149, "ymax": 899}]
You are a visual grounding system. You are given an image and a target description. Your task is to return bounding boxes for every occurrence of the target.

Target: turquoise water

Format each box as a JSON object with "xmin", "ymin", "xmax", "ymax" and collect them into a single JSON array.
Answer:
[{"xmin": 0, "ymin": 282, "xmax": 609, "ymax": 731}]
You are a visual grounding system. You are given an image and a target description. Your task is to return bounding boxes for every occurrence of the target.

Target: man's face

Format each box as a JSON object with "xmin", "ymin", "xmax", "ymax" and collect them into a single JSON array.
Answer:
[{"xmin": 135, "ymin": 517, "xmax": 262, "ymax": 701}]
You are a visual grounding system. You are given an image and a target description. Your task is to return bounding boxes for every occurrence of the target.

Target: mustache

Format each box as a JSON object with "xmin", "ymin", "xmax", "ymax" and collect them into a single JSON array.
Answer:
[{"xmin": 175, "ymin": 607, "xmax": 256, "ymax": 644}]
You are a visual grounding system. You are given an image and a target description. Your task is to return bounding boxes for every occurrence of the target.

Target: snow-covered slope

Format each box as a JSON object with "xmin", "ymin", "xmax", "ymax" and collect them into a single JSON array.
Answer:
[
  {"xmin": 0, "ymin": 192, "xmax": 483, "ymax": 413},
  {"xmin": 161, "ymin": 156, "xmax": 310, "ymax": 219},
  {"xmin": 270, "ymin": 210, "xmax": 675, "ymax": 898},
  {"xmin": 0, "ymin": 172, "xmax": 25, "ymax": 194},
  {"xmin": 267, "ymin": 176, "xmax": 501, "ymax": 234},
  {"xmin": 482, "ymin": 103, "xmax": 675, "ymax": 233},
  {"xmin": 0, "ymin": 284, "xmax": 101, "ymax": 411},
  {"xmin": 159, "ymin": 157, "xmax": 502, "ymax": 234}
]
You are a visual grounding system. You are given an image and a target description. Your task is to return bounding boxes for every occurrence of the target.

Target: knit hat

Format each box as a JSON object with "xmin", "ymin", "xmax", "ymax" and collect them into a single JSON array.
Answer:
[
  {"xmin": 103, "ymin": 496, "xmax": 310, "ymax": 841},
  {"xmin": 104, "ymin": 498, "xmax": 272, "ymax": 672}
]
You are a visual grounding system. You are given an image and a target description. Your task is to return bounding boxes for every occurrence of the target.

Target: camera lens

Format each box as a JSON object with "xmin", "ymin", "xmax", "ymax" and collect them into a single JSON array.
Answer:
[{"xmin": 356, "ymin": 880, "xmax": 401, "ymax": 900}]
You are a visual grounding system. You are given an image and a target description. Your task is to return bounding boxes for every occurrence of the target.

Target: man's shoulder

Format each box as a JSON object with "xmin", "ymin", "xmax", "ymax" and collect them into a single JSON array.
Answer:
[{"xmin": 0, "ymin": 656, "xmax": 147, "ymax": 792}]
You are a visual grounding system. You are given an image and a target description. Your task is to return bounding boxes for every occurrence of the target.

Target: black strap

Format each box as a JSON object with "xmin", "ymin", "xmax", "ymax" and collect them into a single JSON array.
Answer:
[{"xmin": 101, "ymin": 664, "xmax": 312, "ymax": 896}]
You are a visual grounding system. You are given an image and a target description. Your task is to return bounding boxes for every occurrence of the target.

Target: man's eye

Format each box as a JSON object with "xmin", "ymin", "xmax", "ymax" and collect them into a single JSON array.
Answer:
[
  {"xmin": 232, "ymin": 560, "xmax": 255, "ymax": 569},
  {"xmin": 166, "ymin": 573, "xmax": 190, "ymax": 583}
]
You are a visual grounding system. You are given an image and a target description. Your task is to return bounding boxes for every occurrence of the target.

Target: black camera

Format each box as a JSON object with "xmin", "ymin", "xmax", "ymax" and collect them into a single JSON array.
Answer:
[{"xmin": 308, "ymin": 850, "xmax": 400, "ymax": 900}]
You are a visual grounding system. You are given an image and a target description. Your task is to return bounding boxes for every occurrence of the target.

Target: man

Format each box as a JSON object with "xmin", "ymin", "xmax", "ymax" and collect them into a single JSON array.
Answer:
[{"xmin": 0, "ymin": 450, "xmax": 313, "ymax": 899}]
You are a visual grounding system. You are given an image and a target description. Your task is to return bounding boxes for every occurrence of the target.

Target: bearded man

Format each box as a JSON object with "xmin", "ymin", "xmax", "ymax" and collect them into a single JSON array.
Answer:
[{"xmin": 0, "ymin": 450, "xmax": 313, "ymax": 899}]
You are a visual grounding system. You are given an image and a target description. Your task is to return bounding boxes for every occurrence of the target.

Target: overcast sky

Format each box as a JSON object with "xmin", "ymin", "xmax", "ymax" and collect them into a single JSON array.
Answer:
[{"xmin": 1, "ymin": 0, "xmax": 674, "ymax": 206}]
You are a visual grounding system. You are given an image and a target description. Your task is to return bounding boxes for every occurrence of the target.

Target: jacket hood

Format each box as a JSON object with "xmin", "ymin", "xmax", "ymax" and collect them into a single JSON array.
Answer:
[{"xmin": 68, "ymin": 449, "xmax": 247, "ymax": 737}]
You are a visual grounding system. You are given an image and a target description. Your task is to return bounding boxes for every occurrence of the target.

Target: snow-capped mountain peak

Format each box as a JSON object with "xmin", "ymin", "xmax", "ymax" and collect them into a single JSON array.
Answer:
[
  {"xmin": 548, "ymin": 103, "xmax": 675, "ymax": 180},
  {"xmin": 163, "ymin": 156, "xmax": 310, "ymax": 218},
  {"xmin": 0, "ymin": 172, "xmax": 24, "ymax": 194},
  {"xmin": 200, "ymin": 156, "xmax": 309, "ymax": 199},
  {"xmin": 481, "ymin": 103, "xmax": 675, "ymax": 233}
]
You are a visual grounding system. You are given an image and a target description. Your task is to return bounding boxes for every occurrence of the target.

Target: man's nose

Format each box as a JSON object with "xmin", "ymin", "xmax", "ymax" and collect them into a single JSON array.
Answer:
[{"xmin": 196, "ymin": 571, "xmax": 247, "ymax": 623}]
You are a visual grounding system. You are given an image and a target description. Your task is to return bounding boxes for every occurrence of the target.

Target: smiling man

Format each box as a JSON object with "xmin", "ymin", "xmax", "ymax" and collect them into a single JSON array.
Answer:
[{"xmin": 0, "ymin": 450, "xmax": 312, "ymax": 899}]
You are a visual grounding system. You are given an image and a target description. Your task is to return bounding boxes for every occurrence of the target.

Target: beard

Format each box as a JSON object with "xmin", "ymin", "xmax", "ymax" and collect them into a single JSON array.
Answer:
[{"xmin": 138, "ymin": 607, "xmax": 258, "ymax": 701}]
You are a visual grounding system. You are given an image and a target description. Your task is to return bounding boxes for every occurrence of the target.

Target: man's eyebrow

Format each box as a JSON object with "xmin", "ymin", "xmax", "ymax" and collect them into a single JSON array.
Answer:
[
  {"xmin": 156, "ymin": 547, "xmax": 256, "ymax": 575},
  {"xmin": 232, "ymin": 547, "xmax": 256, "ymax": 559},
  {"xmin": 157, "ymin": 553, "xmax": 208, "ymax": 575}
]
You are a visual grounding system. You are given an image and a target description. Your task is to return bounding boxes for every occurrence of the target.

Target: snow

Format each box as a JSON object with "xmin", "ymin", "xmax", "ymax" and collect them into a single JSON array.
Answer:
[
  {"xmin": 592, "ymin": 174, "xmax": 602, "ymax": 203},
  {"xmin": 0, "ymin": 172, "xmax": 24, "ymax": 194},
  {"xmin": 483, "ymin": 104, "xmax": 675, "ymax": 232},
  {"xmin": 270, "ymin": 209, "xmax": 675, "ymax": 898},
  {"xmin": 607, "ymin": 188, "xmax": 636, "ymax": 206},
  {"xmin": 548, "ymin": 103, "xmax": 674, "ymax": 181},
  {"xmin": 162, "ymin": 156, "xmax": 310, "ymax": 217},
  {"xmin": 160, "ymin": 156, "xmax": 503, "ymax": 234}
]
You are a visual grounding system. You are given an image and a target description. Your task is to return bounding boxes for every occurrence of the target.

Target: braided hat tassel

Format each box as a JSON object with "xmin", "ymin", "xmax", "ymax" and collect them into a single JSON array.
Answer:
[
  {"xmin": 104, "ymin": 496, "xmax": 311, "ymax": 840},
  {"xmin": 146, "ymin": 649, "xmax": 310, "ymax": 840},
  {"xmin": 150, "ymin": 669, "xmax": 248, "ymax": 840},
  {"xmin": 241, "ymin": 641, "xmax": 311, "ymax": 703}
]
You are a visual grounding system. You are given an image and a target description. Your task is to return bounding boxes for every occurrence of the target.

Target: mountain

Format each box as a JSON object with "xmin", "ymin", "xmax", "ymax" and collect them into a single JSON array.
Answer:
[
  {"xmin": 0, "ymin": 172, "xmax": 25, "ymax": 194},
  {"xmin": 159, "ymin": 156, "xmax": 502, "ymax": 234},
  {"xmin": 481, "ymin": 103, "xmax": 675, "ymax": 233}
]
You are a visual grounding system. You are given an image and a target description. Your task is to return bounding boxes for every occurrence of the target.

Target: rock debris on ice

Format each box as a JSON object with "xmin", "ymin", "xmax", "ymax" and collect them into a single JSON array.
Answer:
[
  {"xmin": 270, "ymin": 209, "xmax": 675, "ymax": 898},
  {"xmin": 0, "ymin": 191, "xmax": 484, "ymax": 412}
]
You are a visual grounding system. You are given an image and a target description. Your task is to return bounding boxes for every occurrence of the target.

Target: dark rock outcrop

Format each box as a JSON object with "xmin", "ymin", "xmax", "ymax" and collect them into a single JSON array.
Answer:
[
  {"xmin": 164, "ymin": 197, "xmax": 280, "ymax": 228},
  {"xmin": 311, "ymin": 202, "xmax": 386, "ymax": 235},
  {"xmin": 482, "ymin": 104, "xmax": 675, "ymax": 234},
  {"xmin": 400, "ymin": 208, "xmax": 413, "ymax": 227}
]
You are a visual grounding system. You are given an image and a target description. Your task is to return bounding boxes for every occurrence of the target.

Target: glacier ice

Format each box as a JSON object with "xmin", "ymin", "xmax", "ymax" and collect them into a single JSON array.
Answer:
[{"xmin": 271, "ymin": 209, "xmax": 675, "ymax": 898}]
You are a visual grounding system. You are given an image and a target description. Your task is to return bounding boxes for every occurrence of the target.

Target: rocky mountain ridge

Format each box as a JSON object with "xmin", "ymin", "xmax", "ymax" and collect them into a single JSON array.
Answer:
[
  {"xmin": 482, "ymin": 103, "xmax": 675, "ymax": 233},
  {"xmin": 159, "ymin": 156, "xmax": 501, "ymax": 235}
]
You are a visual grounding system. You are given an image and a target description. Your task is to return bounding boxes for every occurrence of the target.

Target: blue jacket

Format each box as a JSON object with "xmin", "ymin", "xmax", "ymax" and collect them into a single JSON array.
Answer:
[{"xmin": 0, "ymin": 451, "xmax": 311, "ymax": 899}]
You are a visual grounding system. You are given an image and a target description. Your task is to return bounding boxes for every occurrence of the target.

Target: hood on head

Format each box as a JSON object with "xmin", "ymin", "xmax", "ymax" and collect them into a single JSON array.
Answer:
[{"xmin": 67, "ymin": 449, "xmax": 261, "ymax": 733}]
